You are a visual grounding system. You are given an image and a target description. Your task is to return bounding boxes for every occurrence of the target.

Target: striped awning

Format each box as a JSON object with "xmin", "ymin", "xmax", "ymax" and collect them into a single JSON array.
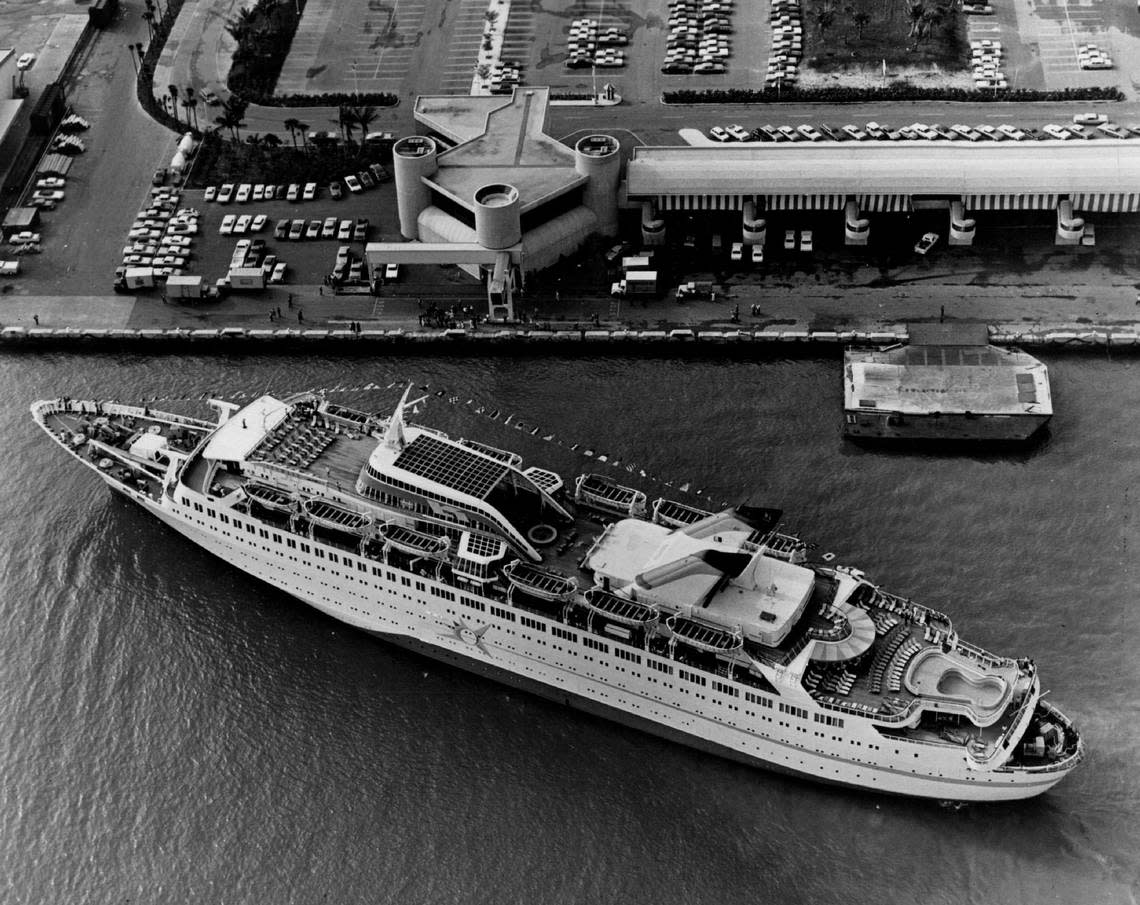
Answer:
[
  {"xmin": 856, "ymin": 194, "xmax": 912, "ymax": 213},
  {"xmin": 656, "ymin": 194, "xmax": 748, "ymax": 211},
  {"xmin": 1070, "ymin": 193, "xmax": 1140, "ymax": 213},
  {"xmin": 964, "ymin": 193, "xmax": 1060, "ymax": 211},
  {"xmin": 765, "ymin": 194, "xmax": 846, "ymax": 211}
]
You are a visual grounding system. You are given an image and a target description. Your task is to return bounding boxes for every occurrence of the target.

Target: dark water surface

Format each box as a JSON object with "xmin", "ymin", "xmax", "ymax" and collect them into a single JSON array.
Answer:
[{"xmin": 1, "ymin": 351, "xmax": 1137, "ymax": 904}]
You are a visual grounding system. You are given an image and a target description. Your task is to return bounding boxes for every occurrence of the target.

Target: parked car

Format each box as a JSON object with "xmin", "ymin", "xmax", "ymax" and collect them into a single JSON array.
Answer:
[
  {"xmin": 1073, "ymin": 112, "xmax": 1107, "ymax": 125},
  {"xmin": 997, "ymin": 124, "xmax": 1026, "ymax": 141},
  {"xmin": 16, "ymin": 52, "xmax": 35, "ymax": 69},
  {"xmin": 274, "ymin": 219, "xmax": 290, "ymax": 239},
  {"xmin": 842, "ymin": 124, "xmax": 868, "ymax": 141},
  {"xmin": 797, "ymin": 124, "xmax": 823, "ymax": 141},
  {"xmin": 784, "ymin": 230, "xmax": 795, "ymax": 250},
  {"xmin": 203, "ymin": 186, "xmax": 217, "ymax": 202},
  {"xmin": 751, "ymin": 244, "xmax": 764, "ymax": 264},
  {"xmin": 354, "ymin": 218, "xmax": 369, "ymax": 241},
  {"xmin": 235, "ymin": 183, "xmax": 252, "ymax": 203},
  {"xmin": 234, "ymin": 215, "xmax": 251, "ymax": 234},
  {"xmin": 708, "ymin": 126, "xmax": 731, "ymax": 142},
  {"xmin": 303, "ymin": 182, "xmax": 318, "ymax": 201},
  {"xmin": 800, "ymin": 230, "xmax": 813, "ymax": 252},
  {"xmin": 252, "ymin": 184, "xmax": 266, "ymax": 201},
  {"xmin": 251, "ymin": 214, "xmax": 267, "ymax": 232},
  {"xmin": 288, "ymin": 219, "xmax": 305, "ymax": 240},
  {"xmin": 914, "ymin": 232, "xmax": 939, "ymax": 255},
  {"xmin": 337, "ymin": 220, "xmax": 353, "ymax": 240},
  {"xmin": 270, "ymin": 262, "xmax": 288, "ymax": 284},
  {"xmin": 286, "ymin": 183, "xmax": 300, "ymax": 202},
  {"xmin": 1098, "ymin": 123, "xmax": 1129, "ymax": 139},
  {"xmin": 305, "ymin": 220, "xmax": 321, "ymax": 239},
  {"xmin": 329, "ymin": 181, "xmax": 343, "ymax": 199},
  {"xmin": 727, "ymin": 124, "xmax": 751, "ymax": 142},
  {"xmin": 1043, "ymin": 124, "xmax": 1072, "ymax": 140},
  {"xmin": 384, "ymin": 262, "xmax": 400, "ymax": 280},
  {"xmin": 219, "ymin": 214, "xmax": 237, "ymax": 235},
  {"xmin": 730, "ymin": 242, "xmax": 743, "ymax": 261},
  {"xmin": 321, "ymin": 217, "xmax": 337, "ymax": 238},
  {"xmin": 31, "ymin": 188, "xmax": 65, "ymax": 203},
  {"xmin": 344, "ymin": 174, "xmax": 363, "ymax": 193}
]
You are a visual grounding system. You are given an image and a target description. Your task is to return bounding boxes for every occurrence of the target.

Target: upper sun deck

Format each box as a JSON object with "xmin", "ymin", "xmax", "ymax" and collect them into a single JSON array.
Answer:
[
  {"xmin": 368, "ymin": 428, "xmax": 512, "ymax": 507},
  {"xmin": 585, "ymin": 516, "xmax": 816, "ymax": 647}
]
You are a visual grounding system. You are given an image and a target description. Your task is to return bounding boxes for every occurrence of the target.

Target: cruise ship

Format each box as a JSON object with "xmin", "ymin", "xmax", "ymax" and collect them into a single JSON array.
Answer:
[{"xmin": 31, "ymin": 389, "xmax": 1083, "ymax": 801}]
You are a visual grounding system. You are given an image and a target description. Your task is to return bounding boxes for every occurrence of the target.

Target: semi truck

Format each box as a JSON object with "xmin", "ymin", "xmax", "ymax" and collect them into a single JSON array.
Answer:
[
  {"xmin": 226, "ymin": 266, "xmax": 266, "ymax": 290},
  {"xmin": 113, "ymin": 266, "xmax": 156, "ymax": 293},
  {"xmin": 610, "ymin": 271, "xmax": 658, "ymax": 297},
  {"xmin": 675, "ymin": 280, "xmax": 715, "ymax": 301},
  {"xmin": 166, "ymin": 274, "xmax": 210, "ymax": 300}
]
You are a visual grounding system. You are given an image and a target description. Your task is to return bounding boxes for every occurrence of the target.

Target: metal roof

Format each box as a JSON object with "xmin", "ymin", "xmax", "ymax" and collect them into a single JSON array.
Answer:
[{"xmin": 627, "ymin": 142, "xmax": 1140, "ymax": 198}]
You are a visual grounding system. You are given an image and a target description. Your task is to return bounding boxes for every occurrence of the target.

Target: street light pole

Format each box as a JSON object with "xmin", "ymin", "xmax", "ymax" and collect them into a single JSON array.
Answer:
[{"xmin": 127, "ymin": 43, "xmax": 138, "ymax": 75}]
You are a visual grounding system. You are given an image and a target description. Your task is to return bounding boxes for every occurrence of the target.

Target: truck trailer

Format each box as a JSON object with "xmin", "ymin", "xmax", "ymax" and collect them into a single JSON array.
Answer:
[{"xmin": 610, "ymin": 270, "xmax": 658, "ymax": 297}]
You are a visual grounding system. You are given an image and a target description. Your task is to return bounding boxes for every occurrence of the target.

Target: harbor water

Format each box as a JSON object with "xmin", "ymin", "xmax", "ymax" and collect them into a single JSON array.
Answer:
[{"xmin": 1, "ymin": 350, "xmax": 1137, "ymax": 904}]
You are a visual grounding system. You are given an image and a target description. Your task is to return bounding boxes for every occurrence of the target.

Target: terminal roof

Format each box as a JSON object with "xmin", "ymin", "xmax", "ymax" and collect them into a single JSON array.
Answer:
[
  {"xmin": 627, "ymin": 143, "xmax": 1140, "ymax": 198},
  {"xmin": 414, "ymin": 88, "xmax": 585, "ymax": 214}
]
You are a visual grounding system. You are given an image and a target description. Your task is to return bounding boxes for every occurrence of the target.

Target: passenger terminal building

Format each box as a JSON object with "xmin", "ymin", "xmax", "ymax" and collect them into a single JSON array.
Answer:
[{"xmin": 374, "ymin": 85, "xmax": 1140, "ymax": 317}]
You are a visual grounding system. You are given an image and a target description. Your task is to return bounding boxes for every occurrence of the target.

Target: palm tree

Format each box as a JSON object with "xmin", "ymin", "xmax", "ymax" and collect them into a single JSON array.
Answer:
[
  {"xmin": 294, "ymin": 121, "xmax": 309, "ymax": 149},
  {"xmin": 168, "ymin": 84, "xmax": 181, "ymax": 124},
  {"xmin": 335, "ymin": 106, "xmax": 354, "ymax": 143},
  {"xmin": 283, "ymin": 117, "xmax": 302, "ymax": 148},
  {"xmin": 262, "ymin": 133, "xmax": 283, "ymax": 150},
  {"xmin": 142, "ymin": 9, "xmax": 155, "ymax": 40},
  {"xmin": 182, "ymin": 92, "xmax": 199, "ymax": 130},
  {"xmin": 351, "ymin": 105, "xmax": 378, "ymax": 142},
  {"xmin": 853, "ymin": 10, "xmax": 871, "ymax": 38},
  {"xmin": 215, "ymin": 97, "xmax": 247, "ymax": 140}
]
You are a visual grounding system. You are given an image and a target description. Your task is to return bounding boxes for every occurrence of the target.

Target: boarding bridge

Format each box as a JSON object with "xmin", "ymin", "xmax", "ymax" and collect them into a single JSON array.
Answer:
[{"xmin": 365, "ymin": 242, "xmax": 518, "ymax": 321}]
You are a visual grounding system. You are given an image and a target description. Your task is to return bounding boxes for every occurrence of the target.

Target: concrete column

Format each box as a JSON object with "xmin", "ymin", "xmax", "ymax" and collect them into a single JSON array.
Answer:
[
  {"xmin": 393, "ymin": 136, "xmax": 438, "ymax": 240},
  {"xmin": 474, "ymin": 183, "xmax": 521, "ymax": 249},
  {"xmin": 574, "ymin": 134, "xmax": 621, "ymax": 237}
]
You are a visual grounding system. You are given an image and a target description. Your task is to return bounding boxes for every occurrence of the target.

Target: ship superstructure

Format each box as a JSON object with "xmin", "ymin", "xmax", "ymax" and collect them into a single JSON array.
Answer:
[{"xmin": 31, "ymin": 390, "xmax": 1082, "ymax": 801}]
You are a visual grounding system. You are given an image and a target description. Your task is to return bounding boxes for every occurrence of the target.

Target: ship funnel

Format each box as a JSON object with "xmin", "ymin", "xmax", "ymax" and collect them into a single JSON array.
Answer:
[{"xmin": 634, "ymin": 549, "xmax": 752, "ymax": 589}]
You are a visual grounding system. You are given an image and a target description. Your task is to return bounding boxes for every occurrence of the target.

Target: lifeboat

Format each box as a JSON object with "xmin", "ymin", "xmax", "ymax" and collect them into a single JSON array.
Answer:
[
  {"xmin": 301, "ymin": 498, "xmax": 373, "ymax": 535},
  {"xmin": 667, "ymin": 615, "xmax": 744, "ymax": 653},
  {"xmin": 582, "ymin": 587, "xmax": 659, "ymax": 626},
  {"xmin": 574, "ymin": 473, "xmax": 647, "ymax": 519},
  {"xmin": 504, "ymin": 560, "xmax": 577, "ymax": 602},
  {"xmin": 652, "ymin": 497, "xmax": 713, "ymax": 528},
  {"xmin": 376, "ymin": 522, "xmax": 451, "ymax": 559},
  {"xmin": 244, "ymin": 481, "xmax": 296, "ymax": 513}
]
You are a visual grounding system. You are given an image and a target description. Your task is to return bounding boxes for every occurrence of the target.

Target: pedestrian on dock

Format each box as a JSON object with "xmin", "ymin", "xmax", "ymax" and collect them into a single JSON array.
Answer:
[
  {"xmin": 33, "ymin": 314, "xmax": 39, "ymax": 325},
  {"xmin": 287, "ymin": 294, "xmax": 293, "ymax": 309},
  {"xmin": 297, "ymin": 309, "xmax": 304, "ymax": 323}
]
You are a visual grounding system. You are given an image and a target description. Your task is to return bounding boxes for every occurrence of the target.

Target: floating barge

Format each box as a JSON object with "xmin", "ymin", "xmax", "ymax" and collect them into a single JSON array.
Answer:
[{"xmin": 843, "ymin": 323, "xmax": 1052, "ymax": 442}]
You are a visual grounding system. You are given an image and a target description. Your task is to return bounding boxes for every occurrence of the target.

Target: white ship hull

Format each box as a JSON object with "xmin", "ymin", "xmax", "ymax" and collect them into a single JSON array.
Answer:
[
  {"xmin": 37, "ymin": 397, "xmax": 1081, "ymax": 802},
  {"xmin": 109, "ymin": 478, "xmax": 1065, "ymax": 801}
]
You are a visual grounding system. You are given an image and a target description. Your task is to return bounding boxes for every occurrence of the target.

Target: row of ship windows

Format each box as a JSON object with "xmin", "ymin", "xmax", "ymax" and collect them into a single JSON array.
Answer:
[
  {"xmin": 186, "ymin": 510, "xmax": 913, "ymax": 770},
  {"xmin": 181, "ymin": 498, "xmax": 834, "ymax": 725}
]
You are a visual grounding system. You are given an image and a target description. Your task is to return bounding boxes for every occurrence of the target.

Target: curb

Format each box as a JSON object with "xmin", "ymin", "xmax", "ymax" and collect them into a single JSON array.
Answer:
[{"xmin": 5, "ymin": 325, "xmax": 1139, "ymax": 350}]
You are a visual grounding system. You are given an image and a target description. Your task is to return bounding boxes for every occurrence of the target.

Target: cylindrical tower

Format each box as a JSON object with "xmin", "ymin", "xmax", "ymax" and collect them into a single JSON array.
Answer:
[
  {"xmin": 474, "ymin": 183, "xmax": 521, "ymax": 249},
  {"xmin": 574, "ymin": 134, "xmax": 621, "ymax": 236},
  {"xmin": 393, "ymin": 136, "xmax": 438, "ymax": 240}
]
